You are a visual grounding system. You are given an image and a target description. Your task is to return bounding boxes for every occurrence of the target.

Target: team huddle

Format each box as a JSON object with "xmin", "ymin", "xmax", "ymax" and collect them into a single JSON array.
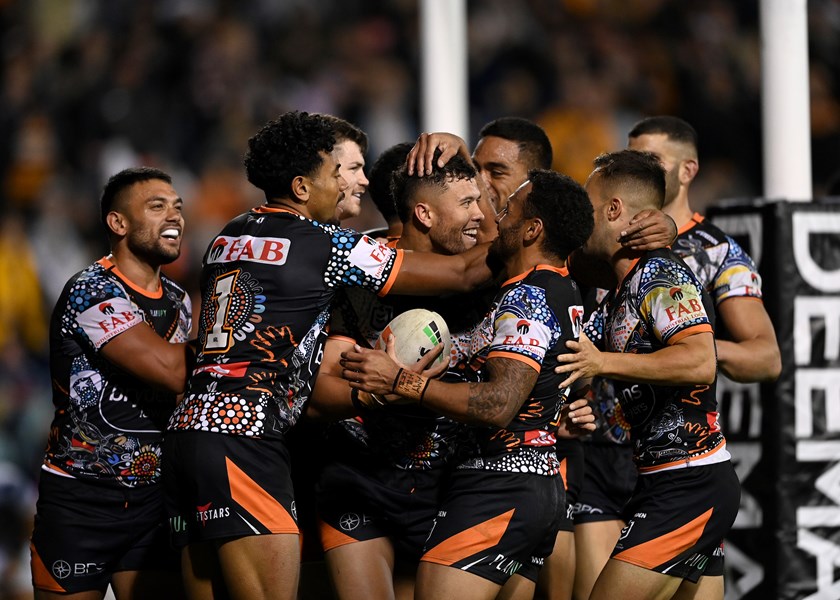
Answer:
[{"xmin": 29, "ymin": 112, "xmax": 780, "ymax": 600}]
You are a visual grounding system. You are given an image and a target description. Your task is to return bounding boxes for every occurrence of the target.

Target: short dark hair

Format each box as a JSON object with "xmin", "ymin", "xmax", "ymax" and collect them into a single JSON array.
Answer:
[
  {"xmin": 523, "ymin": 169, "xmax": 593, "ymax": 260},
  {"xmin": 368, "ymin": 142, "xmax": 413, "ymax": 224},
  {"xmin": 100, "ymin": 166, "xmax": 172, "ymax": 226},
  {"xmin": 628, "ymin": 116, "xmax": 698, "ymax": 150},
  {"xmin": 244, "ymin": 111, "xmax": 336, "ymax": 200},
  {"xmin": 479, "ymin": 117, "xmax": 553, "ymax": 169},
  {"xmin": 592, "ymin": 150, "xmax": 666, "ymax": 209},
  {"xmin": 391, "ymin": 149, "xmax": 477, "ymax": 223},
  {"xmin": 322, "ymin": 114, "xmax": 369, "ymax": 154}
]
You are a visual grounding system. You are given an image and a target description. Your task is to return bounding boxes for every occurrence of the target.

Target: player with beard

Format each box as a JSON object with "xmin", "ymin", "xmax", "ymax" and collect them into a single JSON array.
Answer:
[
  {"xmin": 340, "ymin": 170, "xmax": 594, "ymax": 600},
  {"xmin": 308, "ymin": 151, "xmax": 486, "ymax": 600},
  {"xmin": 30, "ymin": 167, "xmax": 192, "ymax": 599},
  {"xmin": 568, "ymin": 118, "xmax": 782, "ymax": 600},
  {"xmin": 163, "ymin": 112, "xmax": 501, "ymax": 600},
  {"xmin": 556, "ymin": 150, "xmax": 739, "ymax": 600},
  {"xmin": 407, "ymin": 118, "xmax": 678, "ymax": 600}
]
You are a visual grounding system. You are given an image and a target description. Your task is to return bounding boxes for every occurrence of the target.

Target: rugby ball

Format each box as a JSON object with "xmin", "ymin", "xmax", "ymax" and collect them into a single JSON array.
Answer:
[{"xmin": 374, "ymin": 309, "xmax": 452, "ymax": 367}]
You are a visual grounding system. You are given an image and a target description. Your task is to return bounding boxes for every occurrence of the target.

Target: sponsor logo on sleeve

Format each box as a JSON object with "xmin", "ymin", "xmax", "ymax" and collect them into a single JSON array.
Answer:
[
  {"xmin": 347, "ymin": 236, "xmax": 392, "ymax": 280},
  {"xmin": 568, "ymin": 305, "xmax": 584, "ymax": 338}
]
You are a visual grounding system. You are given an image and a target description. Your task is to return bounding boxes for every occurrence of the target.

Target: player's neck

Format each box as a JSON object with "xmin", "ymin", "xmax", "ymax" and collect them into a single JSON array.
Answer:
[
  {"xmin": 108, "ymin": 250, "xmax": 162, "ymax": 293},
  {"xmin": 663, "ymin": 193, "xmax": 694, "ymax": 229},
  {"xmin": 503, "ymin": 248, "xmax": 561, "ymax": 279},
  {"xmin": 396, "ymin": 227, "xmax": 432, "ymax": 253},
  {"xmin": 611, "ymin": 249, "xmax": 643, "ymax": 291}
]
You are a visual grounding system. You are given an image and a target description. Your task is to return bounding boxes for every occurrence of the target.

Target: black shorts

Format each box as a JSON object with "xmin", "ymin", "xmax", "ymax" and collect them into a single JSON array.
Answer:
[
  {"xmin": 612, "ymin": 461, "xmax": 740, "ymax": 583},
  {"xmin": 421, "ymin": 470, "xmax": 562, "ymax": 585},
  {"xmin": 163, "ymin": 430, "xmax": 299, "ymax": 547},
  {"xmin": 30, "ymin": 471, "xmax": 178, "ymax": 594},
  {"xmin": 573, "ymin": 443, "xmax": 637, "ymax": 524},
  {"xmin": 556, "ymin": 439, "xmax": 584, "ymax": 533},
  {"xmin": 317, "ymin": 459, "xmax": 444, "ymax": 561}
]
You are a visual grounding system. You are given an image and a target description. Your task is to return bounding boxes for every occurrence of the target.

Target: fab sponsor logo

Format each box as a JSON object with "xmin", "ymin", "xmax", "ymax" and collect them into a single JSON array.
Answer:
[{"xmin": 207, "ymin": 235, "xmax": 290, "ymax": 266}]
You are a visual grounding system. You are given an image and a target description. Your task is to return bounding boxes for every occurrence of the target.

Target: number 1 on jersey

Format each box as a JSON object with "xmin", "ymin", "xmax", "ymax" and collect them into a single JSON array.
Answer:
[{"xmin": 205, "ymin": 270, "xmax": 239, "ymax": 352}]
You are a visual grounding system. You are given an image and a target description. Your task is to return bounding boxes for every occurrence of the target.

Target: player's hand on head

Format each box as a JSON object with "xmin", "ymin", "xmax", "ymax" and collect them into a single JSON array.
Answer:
[
  {"xmin": 555, "ymin": 333, "xmax": 604, "ymax": 388},
  {"xmin": 619, "ymin": 209, "xmax": 677, "ymax": 251},
  {"xmin": 407, "ymin": 132, "xmax": 467, "ymax": 176}
]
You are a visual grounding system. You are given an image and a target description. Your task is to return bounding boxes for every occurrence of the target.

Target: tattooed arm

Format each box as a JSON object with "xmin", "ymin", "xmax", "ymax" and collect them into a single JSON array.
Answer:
[
  {"xmin": 340, "ymin": 344, "xmax": 538, "ymax": 428},
  {"xmin": 456, "ymin": 358, "xmax": 539, "ymax": 427}
]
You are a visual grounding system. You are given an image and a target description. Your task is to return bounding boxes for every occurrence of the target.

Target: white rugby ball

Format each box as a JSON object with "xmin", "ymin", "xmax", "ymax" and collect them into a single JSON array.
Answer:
[{"xmin": 374, "ymin": 308, "xmax": 452, "ymax": 367}]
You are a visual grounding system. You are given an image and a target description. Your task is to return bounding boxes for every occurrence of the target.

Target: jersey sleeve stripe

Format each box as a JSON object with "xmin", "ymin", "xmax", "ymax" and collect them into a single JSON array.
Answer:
[
  {"xmin": 666, "ymin": 324, "xmax": 713, "ymax": 345},
  {"xmin": 487, "ymin": 350, "xmax": 541, "ymax": 372},
  {"xmin": 376, "ymin": 248, "xmax": 404, "ymax": 297}
]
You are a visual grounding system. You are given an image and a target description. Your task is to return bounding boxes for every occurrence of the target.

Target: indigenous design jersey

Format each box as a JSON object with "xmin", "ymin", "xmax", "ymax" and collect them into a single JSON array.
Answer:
[
  {"xmin": 453, "ymin": 265, "xmax": 583, "ymax": 476},
  {"xmin": 589, "ymin": 214, "xmax": 763, "ymax": 448},
  {"xmin": 585, "ymin": 249, "xmax": 727, "ymax": 473},
  {"xmin": 169, "ymin": 208, "xmax": 402, "ymax": 439},
  {"xmin": 44, "ymin": 257, "xmax": 191, "ymax": 488},
  {"xmin": 672, "ymin": 213, "xmax": 762, "ymax": 304},
  {"xmin": 328, "ymin": 280, "xmax": 488, "ymax": 471}
]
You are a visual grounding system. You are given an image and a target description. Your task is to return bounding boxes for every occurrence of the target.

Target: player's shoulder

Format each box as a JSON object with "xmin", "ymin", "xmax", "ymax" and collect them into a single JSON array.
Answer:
[
  {"xmin": 160, "ymin": 272, "xmax": 189, "ymax": 299},
  {"xmin": 637, "ymin": 249, "xmax": 697, "ymax": 283},
  {"xmin": 685, "ymin": 215, "xmax": 729, "ymax": 244}
]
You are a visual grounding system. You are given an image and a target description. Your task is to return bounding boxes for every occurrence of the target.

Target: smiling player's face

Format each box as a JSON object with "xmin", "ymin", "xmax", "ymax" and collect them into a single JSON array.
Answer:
[
  {"xmin": 116, "ymin": 179, "xmax": 184, "ymax": 266},
  {"xmin": 306, "ymin": 151, "xmax": 348, "ymax": 223}
]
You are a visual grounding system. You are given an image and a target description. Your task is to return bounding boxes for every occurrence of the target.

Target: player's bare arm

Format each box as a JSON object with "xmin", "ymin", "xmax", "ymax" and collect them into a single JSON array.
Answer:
[
  {"xmin": 100, "ymin": 324, "xmax": 190, "ymax": 394},
  {"xmin": 391, "ymin": 242, "xmax": 496, "ymax": 295},
  {"xmin": 307, "ymin": 336, "xmax": 358, "ymax": 420},
  {"xmin": 464, "ymin": 358, "xmax": 538, "ymax": 426},
  {"xmin": 341, "ymin": 345, "xmax": 538, "ymax": 428},
  {"xmin": 555, "ymin": 331, "xmax": 716, "ymax": 388},
  {"xmin": 715, "ymin": 296, "xmax": 782, "ymax": 382}
]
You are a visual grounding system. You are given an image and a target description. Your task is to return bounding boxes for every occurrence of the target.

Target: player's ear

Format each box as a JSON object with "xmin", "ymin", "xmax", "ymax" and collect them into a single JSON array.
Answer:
[
  {"xmin": 524, "ymin": 217, "xmax": 543, "ymax": 243},
  {"xmin": 290, "ymin": 175, "xmax": 309, "ymax": 203},
  {"xmin": 106, "ymin": 211, "xmax": 127, "ymax": 237},
  {"xmin": 413, "ymin": 202, "xmax": 433, "ymax": 229},
  {"xmin": 680, "ymin": 158, "xmax": 699, "ymax": 185},
  {"xmin": 606, "ymin": 197, "xmax": 623, "ymax": 222}
]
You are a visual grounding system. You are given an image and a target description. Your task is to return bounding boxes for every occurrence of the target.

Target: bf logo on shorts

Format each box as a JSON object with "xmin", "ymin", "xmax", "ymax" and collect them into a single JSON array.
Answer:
[{"xmin": 52, "ymin": 560, "xmax": 71, "ymax": 579}]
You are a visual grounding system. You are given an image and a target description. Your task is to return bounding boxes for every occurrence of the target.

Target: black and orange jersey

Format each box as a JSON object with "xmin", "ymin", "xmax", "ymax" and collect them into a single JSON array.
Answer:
[
  {"xmin": 453, "ymin": 265, "xmax": 584, "ymax": 476},
  {"xmin": 169, "ymin": 208, "xmax": 402, "ymax": 439},
  {"xmin": 589, "ymin": 215, "xmax": 762, "ymax": 448},
  {"xmin": 586, "ymin": 249, "xmax": 728, "ymax": 473},
  {"xmin": 672, "ymin": 213, "xmax": 762, "ymax": 304},
  {"xmin": 44, "ymin": 257, "xmax": 191, "ymax": 488},
  {"xmin": 327, "ymin": 280, "xmax": 488, "ymax": 471}
]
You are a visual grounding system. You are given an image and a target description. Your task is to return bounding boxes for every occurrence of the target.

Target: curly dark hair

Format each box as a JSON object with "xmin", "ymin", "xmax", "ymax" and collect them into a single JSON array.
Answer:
[
  {"xmin": 101, "ymin": 166, "xmax": 172, "ymax": 226},
  {"xmin": 390, "ymin": 149, "xmax": 477, "ymax": 223},
  {"xmin": 592, "ymin": 150, "xmax": 666, "ymax": 209},
  {"xmin": 368, "ymin": 142, "xmax": 413, "ymax": 224},
  {"xmin": 244, "ymin": 111, "xmax": 336, "ymax": 200},
  {"xmin": 522, "ymin": 169, "xmax": 593, "ymax": 260}
]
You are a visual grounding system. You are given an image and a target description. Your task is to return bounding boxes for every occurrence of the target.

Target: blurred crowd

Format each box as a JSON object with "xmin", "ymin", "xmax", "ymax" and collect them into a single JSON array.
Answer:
[{"xmin": 0, "ymin": 0, "xmax": 839, "ymax": 594}]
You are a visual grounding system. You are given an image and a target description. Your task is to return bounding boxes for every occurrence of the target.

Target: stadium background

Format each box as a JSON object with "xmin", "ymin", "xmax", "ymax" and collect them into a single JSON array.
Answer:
[{"xmin": 1, "ymin": 1, "xmax": 839, "ymax": 599}]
